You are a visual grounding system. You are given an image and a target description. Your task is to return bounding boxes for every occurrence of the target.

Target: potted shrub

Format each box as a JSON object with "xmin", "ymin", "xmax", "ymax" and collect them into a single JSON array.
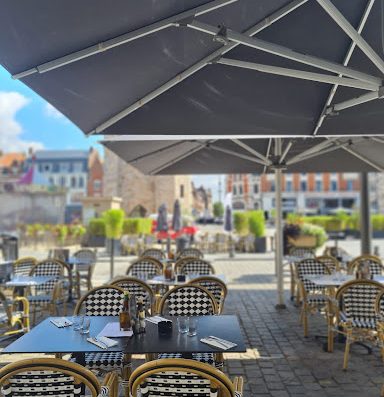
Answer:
[
  {"xmin": 249, "ymin": 210, "xmax": 266, "ymax": 252},
  {"xmin": 103, "ymin": 209, "xmax": 125, "ymax": 279},
  {"xmin": 86, "ymin": 218, "xmax": 106, "ymax": 247}
]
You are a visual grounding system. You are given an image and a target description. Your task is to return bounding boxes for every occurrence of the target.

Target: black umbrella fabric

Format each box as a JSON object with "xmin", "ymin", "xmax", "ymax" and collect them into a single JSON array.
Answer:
[
  {"xmin": 224, "ymin": 205, "xmax": 233, "ymax": 232},
  {"xmin": 2, "ymin": 0, "xmax": 384, "ymax": 137},
  {"xmin": 172, "ymin": 199, "xmax": 182, "ymax": 232},
  {"xmin": 102, "ymin": 136, "xmax": 384, "ymax": 174},
  {"xmin": 156, "ymin": 204, "xmax": 169, "ymax": 232}
]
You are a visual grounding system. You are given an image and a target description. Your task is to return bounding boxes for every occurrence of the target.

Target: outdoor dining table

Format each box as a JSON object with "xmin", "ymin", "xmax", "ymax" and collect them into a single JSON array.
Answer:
[{"xmin": 2, "ymin": 314, "xmax": 246, "ymax": 382}]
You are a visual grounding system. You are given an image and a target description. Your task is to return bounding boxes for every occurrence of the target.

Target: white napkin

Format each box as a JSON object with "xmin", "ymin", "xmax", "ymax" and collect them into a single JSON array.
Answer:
[
  {"xmin": 200, "ymin": 336, "xmax": 237, "ymax": 350},
  {"xmin": 146, "ymin": 316, "xmax": 170, "ymax": 324},
  {"xmin": 98, "ymin": 322, "xmax": 133, "ymax": 338},
  {"xmin": 50, "ymin": 318, "xmax": 73, "ymax": 328},
  {"xmin": 87, "ymin": 336, "xmax": 118, "ymax": 349}
]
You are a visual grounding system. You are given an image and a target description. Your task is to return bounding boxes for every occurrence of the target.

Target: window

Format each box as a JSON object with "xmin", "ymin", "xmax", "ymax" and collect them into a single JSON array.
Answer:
[
  {"xmin": 60, "ymin": 162, "xmax": 69, "ymax": 172},
  {"xmin": 180, "ymin": 184, "xmax": 184, "ymax": 198},
  {"xmin": 286, "ymin": 180, "xmax": 293, "ymax": 192},
  {"xmin": 300, "ymin": 181, "xmax": 307, "ymax": 191},
  {"xmin": 60, "ymin": 176, "xmax": 66, "ymax": 187},
  {"xmin": 78, "ymin": 176, "xmax": 84, "ymax": 188},
  {"xmin": 346, "ymin": 180, "xmax": 354, "ymax": 191},
  {"xmin": 71, "ymin": 176, "xmax": 76, "ymax": 188},
  {"xmin": 73, "ymin": 162, "xmax": 83, "ymax": 172},
  {"xmin": 48, "ymin": 177, "xmax": 54, "ymax": 186},
  {"xmin": 253, "ymin": 184, "xmax": 259, "ymax": 194},
  {"xmin": 233, "ymin": 185, "xmax": 237, "ymax": 195},
  {"xmin": 315, "ymin": 180, "xmax": 322, "ymax": 192},
  {"xmin": 270, "ymin": 181, "xmax": 275, "ymax": 192},
  {"xmin": 93, "ymin": 179, "xmax": 101, "ymax": 191},
  {"xmin": 330, "ymin": 180, "xmax": 338, "ymax": 192},
  {"xmin": 239, "ymin": 185, "xmax": 243, "ymax": 195}
]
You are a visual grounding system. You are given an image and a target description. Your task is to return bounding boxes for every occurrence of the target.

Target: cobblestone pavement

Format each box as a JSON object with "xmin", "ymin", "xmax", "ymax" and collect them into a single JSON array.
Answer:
[{"xmin": 1, "ymin": 240, "xmax": 383, "ymax": 396}]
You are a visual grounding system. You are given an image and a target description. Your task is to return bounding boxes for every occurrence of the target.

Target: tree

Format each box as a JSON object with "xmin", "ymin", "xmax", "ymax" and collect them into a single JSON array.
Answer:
[
  {"xmin": 103, "ymin": 209, "xmax": 125, "ymax": 279},
  {"xmin": 213, "ymin": 202, "xmax": 224, "ymax": 218}
]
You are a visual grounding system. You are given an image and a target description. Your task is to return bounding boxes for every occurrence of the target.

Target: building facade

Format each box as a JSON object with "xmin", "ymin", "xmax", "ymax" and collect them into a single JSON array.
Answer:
[
  {"xmin": 192, "ymin": 183, "xmax": 213, "ymax": 217},
  {"xmin": 87, "ymin": 148, "xmax": 103, "ymax": 197},
  {"xmin": 226, "ymin": 172, "xmax": 368, "ymax": 215},
  {"xmin": 103, "ymin": 148, "xmax": 193, "ymax": 216}
]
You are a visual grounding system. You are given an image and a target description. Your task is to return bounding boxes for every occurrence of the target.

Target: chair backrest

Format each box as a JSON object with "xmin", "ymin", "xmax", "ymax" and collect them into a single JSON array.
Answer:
[
  {"xmin": 74, "ymin": 249, "xmax": 97, "ymax": 272},
  {"xmin": 129, "ymin": 359, "xmax": 236, "ymax": 397},
  {"xmin": 336, "ymin": 280, "xmax": 384, "ymax": 323},
  {"xmin": 0, "ymin": 291, "xmax": 12, "ymax": 327},
  {"xmin": 295, "ymin": 258, "xmax": 331, "ymax": 295},
  {"xmin": 126, "ymin": 258, "xmax": 163, "ymax": 280},
  {"xmin": 13, "ymin": 257, "xmax": 37, "ymax": 276},
  {"xmin": 158, "ymin": 285, "xmax": 217, "ymax": 316},
  {"xmin": 189, "ymin": 276, "xmax": 227, "ymax": 313},
  {"xmin": 316, "ymin": 255, "xmax": 340, "ymax": 272},
  {"xmin": 74, "ymin": 286, "xmax": 125, "ymax": 316},
  {"xmin": 289, "ymin": 247, "xmax": 315, "ymax": 258},
  {"xmin": 177, "ymin": 248, "xmax": 204, "ymax": 260},
  {"xmin": 29, "ymin": 259, "xmax": 64, "ymax": 294},
  {"xmin": 178, "ymin": 258, "xmax": 215, "ymax": 276},
  {"xmin": 141, "ymin": 248, "xmax": 165, "ymax": 260},
  {"xmin": 110, "ymin": 277, "xmax": 154, "ymax": 312},
  {"xmin": 348, "ymin": 255, "xmax": 384, "ymax": 275},
  {"xmin": 0, "ymin": 358, "xmax": 101, "ymax": 397}
]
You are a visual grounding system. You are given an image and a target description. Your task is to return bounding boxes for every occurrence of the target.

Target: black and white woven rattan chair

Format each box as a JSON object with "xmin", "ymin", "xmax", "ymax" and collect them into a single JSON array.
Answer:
[
  {"xmin": 12, "ymin": 257, "xmax": 37, "ymax": 277},
  {"xmin": 74, "ymin": 286, "xmax": 131, "ymax": 384},
  {"xmin": 0, "ymin": 358, "xmax": 119, "ymax": 397},
  {"xmin": 316, "ymin": 255, "xmax": 341, "ymax": 273},
  {"xmin": 28, "ymin": 259, "xmax": 67, "ymax": 324},
  {"xmin": 295, "ymin": 258, "xmax": 332, "ymax": 337},
  {"xmin": 189, "ymin": 276, "xmax": 228, "ymax": 314},
  {"xmin": 73, "ymin": 249, "xmax": 97, "ymax": 297},
  {"xmin": 141, "ymin": 248, "xmax": 166, "ymax": 261},
  {"xmin": 0, "ymin": 291, "xmax": 29, "ymax": 338},
  {"xmin": 157, "ymin": 285, "xmax": 221, "ymax": 368},
  {"xmin": 330, "ymin": 279, "xmax": 384, "ymax": 369},
  {"xmin": 176, "ymin": 248, "xmax": 204, "ymax": 260},
  {"xmin": 178, "ymin": 258, "xmax": 215, "ymax": 276},
  {"xmin": 110, "ymin": 277, "xmax": 155, "ymax": 314},
  {"xmin": 347, "ymin": 255, "xmax": 384, "ymax": 276},
  {"xmin": 126, "ymin": 258, "xmax": 163, "ymax": 280},
  {"xmin": 289, "ymin": 247, "xmax": 315, "ymax": 303},
  {"xmin": 129, "ymin": 359, "xmax": 244, "ymax": 397}
]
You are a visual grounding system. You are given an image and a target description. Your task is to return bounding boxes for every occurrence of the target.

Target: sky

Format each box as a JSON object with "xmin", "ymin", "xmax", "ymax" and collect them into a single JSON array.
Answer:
[{"xmin": 0, "ymin": 66, "xmax": 223, "ymax": 201}]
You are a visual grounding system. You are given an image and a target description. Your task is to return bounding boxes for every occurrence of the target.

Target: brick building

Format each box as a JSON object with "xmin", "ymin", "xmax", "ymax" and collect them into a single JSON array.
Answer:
[
  {"xmin": 227, "ymin": 172, "xmax": 368, "ymax": 215},
  {"xmin": 103, "ymin": 148, "xmax": 193, "ymax": 216},
  {"xmin": 87, "ymin": 147, "xmax": 103, "ymax": 197}
]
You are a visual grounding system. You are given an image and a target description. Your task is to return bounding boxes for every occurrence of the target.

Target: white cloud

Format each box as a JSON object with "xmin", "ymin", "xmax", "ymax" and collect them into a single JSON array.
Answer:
[
  {"xmin": 44, "ymin": 102, "xmax": 66, "ymax": 120},
  {"xmin": 0, "ymin": 91, "xmax": 44, "ymax": 152}
]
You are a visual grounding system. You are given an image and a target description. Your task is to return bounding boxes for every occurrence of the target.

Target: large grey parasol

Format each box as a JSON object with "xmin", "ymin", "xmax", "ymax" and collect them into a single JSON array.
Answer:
[
  {"xmin": 172, "ymin": 199, "xmax": 182, "ymax": 232},
  {"xmin": 156, "ymin": 204, "xmax": 169, "ymax": 232}
]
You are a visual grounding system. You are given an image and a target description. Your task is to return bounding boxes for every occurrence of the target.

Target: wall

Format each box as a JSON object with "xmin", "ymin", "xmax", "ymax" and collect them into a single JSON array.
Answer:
[{"xmin": 0, "ymin": 191, "xmax": 66, "ymax": 231}]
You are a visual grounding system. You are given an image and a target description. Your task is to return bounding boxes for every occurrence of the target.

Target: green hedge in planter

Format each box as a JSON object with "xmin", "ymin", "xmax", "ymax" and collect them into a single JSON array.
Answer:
[
  {"xmin": 123, "ymin": 218, "xmax": 153, "ymax": 235},
  {"xmin": 300, "ymin": 223, "xmax": 327, "ymax": 248},
  {"xmin": 233, "ymin": 212, "xmax": 249, "ymax": 236},
  {"xmin": 248, "ymin": 210, "xmax": 265, "ymax": 238},
  {"xmin": 88, "ymin": 219, "xmax": 106, "ymax": 237}
]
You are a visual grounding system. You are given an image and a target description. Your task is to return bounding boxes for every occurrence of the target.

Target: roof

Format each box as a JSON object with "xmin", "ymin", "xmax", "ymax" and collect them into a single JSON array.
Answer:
[
  {"xmin": 34, "ymin": 150, "xmax": 89, "ymax": 160},
  {"xmin": 0, "ymin": 153, "xmax": 25, "ymax": 168}
]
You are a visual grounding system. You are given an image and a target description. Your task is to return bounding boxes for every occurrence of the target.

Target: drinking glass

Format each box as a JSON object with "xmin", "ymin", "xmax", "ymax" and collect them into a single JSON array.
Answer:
[
  {"xmin": 177, "ymin": 317, "xmax": 189, "ymax": 334},
  {"xmin": 187, "ymin": 317, "xmax": 197, "ymax": 337},
  {"xmin": 73, "ymin": 316, "xmax": 84, "ymax": 331},
  {"xmin": 81, "ymin": 317, "xmax": 91, "ymax": 334}
]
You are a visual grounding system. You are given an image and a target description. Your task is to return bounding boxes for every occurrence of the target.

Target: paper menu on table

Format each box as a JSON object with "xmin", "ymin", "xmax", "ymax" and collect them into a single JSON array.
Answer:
[{"xmin": 97, "ymin": 322, "xmax": 133, "ymax": 338}]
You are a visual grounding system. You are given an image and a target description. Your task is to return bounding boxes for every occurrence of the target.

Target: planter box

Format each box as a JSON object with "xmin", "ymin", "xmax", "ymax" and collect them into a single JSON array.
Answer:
[
  {"xmin": 254, "ymin": 237, "xmax": 267, "ymax": 253},
  {"xmin": 83, "ymin": 235, "xmax": 105, "ymax": 247},
  {"xmin": 373, "ymin": 231, "xmax": 384, "ymax": 238}
]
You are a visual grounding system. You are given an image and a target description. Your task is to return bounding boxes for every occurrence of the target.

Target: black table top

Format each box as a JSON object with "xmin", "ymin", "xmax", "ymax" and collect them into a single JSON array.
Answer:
[{"xmin": 2, "ymin": 315, "xmax": 245, "ymax": 355}]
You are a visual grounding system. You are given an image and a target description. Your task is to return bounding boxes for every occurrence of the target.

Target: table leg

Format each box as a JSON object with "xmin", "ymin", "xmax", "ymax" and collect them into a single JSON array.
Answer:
[
  {"xmin": 72, "ymin": 353, "xmax": 86, "ymax": 396},
  {"xmin": 123, "ymin": 353, "xmax": 132, "ymax": 397}
]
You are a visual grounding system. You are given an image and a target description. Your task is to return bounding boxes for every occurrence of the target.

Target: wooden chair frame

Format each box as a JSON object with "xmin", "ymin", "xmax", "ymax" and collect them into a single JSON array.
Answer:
[
  {"xmin": 176, "ymin": 248, "xmax": 204, "ymax": 260},
  {"xmin": 0, "ymin": 358, "xmax": 118, "ymax": 397},
  {"xmin": 126, "ymin": 257, "xmax": 164, "ymax": 278},
  {"xmin": 188, "ymin": 276, "xmax": 228, "ymax": 314},
  {"xmin": 12, "ymin": 257, "xmax": 37, "ymax": 276},
  {"xmin": 0, "ymin": 291, "xmax": 30, "ymax": 337},
  {"xmin": 129, "ymin": 359, "xmax": 243, "ymax": 397},
  {"xmin": 140, "ymin": 248, "xmax": 166, "ymax": 260},
  {"xmin": 178, "ymin": 258, "xmax": 215, "ymax": 276},
  {"xmin": 316, "ymin": 255, "xmax": 341, "ymax": 272},
  {"xmin": 73, "ymin": 249, "xmax": 97, "ymax": 298},
  {"xmin": 347, "ymin": 254, "xmax": 384, "ymax": 275}
]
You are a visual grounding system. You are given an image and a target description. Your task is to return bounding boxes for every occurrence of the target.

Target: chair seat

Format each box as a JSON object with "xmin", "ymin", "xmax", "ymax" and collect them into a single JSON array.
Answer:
[
  {"xmin": 306, "ymin": 294, "xmax": 329, "ymax": 304},
  {"xmin": 158, "ymin": 352, "xmax": 215, "ymax": 366},
  {"xmin": 85, "ymin": 351, "xmax": 124, "ymax": 371},
  {"xmin": 340, "ymin": 314, "xmax": 377, "ymax": 329}
]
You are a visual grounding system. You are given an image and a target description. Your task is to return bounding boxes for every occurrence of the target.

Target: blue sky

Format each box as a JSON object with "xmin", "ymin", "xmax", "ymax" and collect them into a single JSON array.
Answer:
[{"xmin": 0, "ymin": 65, "xmax": 222, "ymax": 201}]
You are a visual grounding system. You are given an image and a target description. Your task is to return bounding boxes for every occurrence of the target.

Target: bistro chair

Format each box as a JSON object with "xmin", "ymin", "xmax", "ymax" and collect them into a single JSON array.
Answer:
[
  {"xmin": 73, "ymin": 248, "xmax": 97, "ymax": 297},
  {"xmin": 316, "ymin": 255, "xmax": 341, "ymax": 273},
  {"xmin": 27, "ymin": 259, "xmax": 67, "ymax": 324},
  {"xmin": 289, "ymin": 246, "xmax": 315, "ymax": 303},
  {"xmin": 129, "ymin": 359, "xmax": 244, "ymax": 397},
  {"xmin": 0, "ymin": 290, "xmax": 29, "ymax": 338},
  {"xmin": 121, "ymin": 234, "xmax": 140, "ymax": 255},
  {"xmin": 215, "ymin": 233, "xmax": 228, "ymax": 253},
  {"xmin": 126, "ymin": 257, "xmax": 163, "ymax": 280},
  {"xmin": 347, "ymin": 254, "xmax": 384, "ymax": 276},
  {"xmin": 330, "ymin": 279, "xmax": 384, "ymax": 369},
  {"xmin": 141, "ymin": 248, "xmax": 166, "ymax": 261},
  {"xmin": 295, "ymin": 258, "xmax": 332, "ymax": 337},
  {"xmin": 142, "ymin": 235, "xmax": 156, "ymax": 250},
  {"xmin": 157, "ymin": 285, "xmax": 220, "ymax": 368},
  {"xmin": 12, "ymin": 256, "xmax": 37, "ymax": 276},
  {"xmin": 0, "ymin": 358, "xmax": 119, "ymax": 397},
  {"xmin": 110, "ymin": 277, "xmax": 155, "ymax": 313},
  {"xmin": 74, "ymin": 286, "xmax": 131, "ymax": 383},
  {"xmin": 189, "ymin": 276, "xmax": 228, "ymax": 313},
  {"xmin": 178, "ymin": 258, "xmax": 215, "ymax": 276},
  {"xmin": 177, "ymin": 247, "xmax": 204, "ymax": 260}
]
